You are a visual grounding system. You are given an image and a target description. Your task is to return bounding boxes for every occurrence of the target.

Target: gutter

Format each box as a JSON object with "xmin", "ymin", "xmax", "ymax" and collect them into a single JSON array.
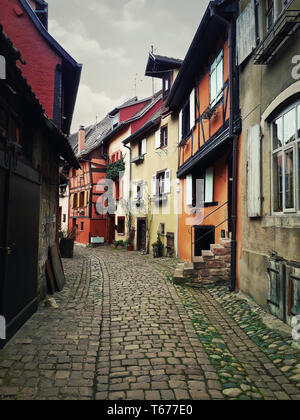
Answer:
[{"xmin": 209, "ymin": 3, "xmax": 238, "ymax": 292}]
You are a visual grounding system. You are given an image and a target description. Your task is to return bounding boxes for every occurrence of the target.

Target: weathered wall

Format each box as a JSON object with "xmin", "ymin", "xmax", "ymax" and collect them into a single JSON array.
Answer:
[
  {"xmin": 239, "ymin": 12, "xmax": 300, "ymax": 309},
  {"xmin": 32, "ymin": 130, "xmax": 59, "ymax": 301}
]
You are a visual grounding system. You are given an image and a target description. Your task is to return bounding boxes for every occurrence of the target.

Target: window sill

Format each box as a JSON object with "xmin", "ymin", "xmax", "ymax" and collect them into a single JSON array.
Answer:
[{"xmin": 263, "ymin": 215, "xmax": 300, "ymax": 229}]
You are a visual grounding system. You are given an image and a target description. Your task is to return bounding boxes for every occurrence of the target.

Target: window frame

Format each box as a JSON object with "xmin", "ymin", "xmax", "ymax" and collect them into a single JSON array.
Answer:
[
  {"xmin": 271, "ymin": 101, "xmax": 300, "ymax": 215},
  {"xmin": 209, "ymin": 49, "xmax": 224, "ymax": 107},
  {"xmin": 160, "ymin": 124, "xmax": 168, "ymax": 148}
]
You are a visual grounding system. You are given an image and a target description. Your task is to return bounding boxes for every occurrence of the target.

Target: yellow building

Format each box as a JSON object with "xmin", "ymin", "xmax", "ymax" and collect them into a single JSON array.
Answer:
[{"xmin": 123, "ymin": 54, "xmax": 182, "ymax": 256}]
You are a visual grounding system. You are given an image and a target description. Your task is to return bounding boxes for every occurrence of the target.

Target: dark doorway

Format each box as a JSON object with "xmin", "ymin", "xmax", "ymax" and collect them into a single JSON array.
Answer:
[
  {"xmin": 137, "ymin": 218, "xmax": 146, "ymax": 251},
  {"xmin": 108, "ymin": 214, "xmax": 115, "ymax": 244},
  {"xmin": 228, "ymin": 157, "xmax": 233, "ymax": 234},
  {"xmin": 0, "ymin": 148, "xmax": 40, "ymax": 348},
  {"xmin": 194, "ymin": 225, "xmax": 215, "ymax": 257}
]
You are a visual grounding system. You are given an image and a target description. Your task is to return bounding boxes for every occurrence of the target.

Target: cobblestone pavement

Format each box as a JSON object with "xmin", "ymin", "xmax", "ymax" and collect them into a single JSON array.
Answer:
[{"xmin": 0, "ymin": 246, "xmax": 299, "ymax": 400}]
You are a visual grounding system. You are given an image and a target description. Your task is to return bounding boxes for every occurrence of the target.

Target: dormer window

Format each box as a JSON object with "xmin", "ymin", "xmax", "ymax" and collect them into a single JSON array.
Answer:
[{"xmin": 163, "ymin": 73, "xmax": 172, "ymax": 99}]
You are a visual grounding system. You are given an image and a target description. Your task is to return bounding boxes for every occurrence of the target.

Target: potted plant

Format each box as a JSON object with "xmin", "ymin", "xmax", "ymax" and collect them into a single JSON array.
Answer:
[
  {"xmin": 117, "ymin": 240, "xmax": 124, "ymax": 249},
  {"xmin": 152, "ymin": 233, "xmax": 164, "ymax": 258}
]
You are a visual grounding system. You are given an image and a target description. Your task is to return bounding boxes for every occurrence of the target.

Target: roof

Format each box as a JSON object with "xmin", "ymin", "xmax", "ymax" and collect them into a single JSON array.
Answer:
[
  {"xmin": 19, "ymin": 0, "xmax": 82, "ymax": 134},
  {"xmin": 70, "ymin": 92, "xmax": 163, "ymax": 158},
  {"xmin": 123, "ymin": 108, "xmax": 162, "ymax": 145},
  {"xmin": 165, "ymin": 0, "xmax": 238, "ymax": 111},
  {"xmin": 145, "ymin": 53, "xmax": 183, "ymax": 78},
  {"xmin": 0, "ymin": 24, "xmax": 80, "ymax": 169}
]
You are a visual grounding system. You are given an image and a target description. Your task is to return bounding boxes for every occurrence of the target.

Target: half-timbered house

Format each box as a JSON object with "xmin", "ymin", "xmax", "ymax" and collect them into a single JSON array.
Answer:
[{"xmin": 166, "ymin": 0, "xmax": 241, "ymax": 287}]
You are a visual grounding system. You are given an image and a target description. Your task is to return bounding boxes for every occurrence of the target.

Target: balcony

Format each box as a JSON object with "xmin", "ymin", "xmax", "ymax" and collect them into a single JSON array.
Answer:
[
  {"xmin": 131, "ymin": 155, "xmax": 144, "ymax": 165},
  {"xmin": 254, "ymin": 0, "xmax": 300, "ymax": 64}
]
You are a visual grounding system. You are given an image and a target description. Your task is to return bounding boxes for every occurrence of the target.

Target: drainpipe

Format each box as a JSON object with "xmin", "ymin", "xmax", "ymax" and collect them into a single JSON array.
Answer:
[
  {"xmin": 124, "ymin": 144, "xmax": 132, "ymax": 232},
  {"xmin": 210, "ymin": 5, "xmax": 238, "ymax": 292}
]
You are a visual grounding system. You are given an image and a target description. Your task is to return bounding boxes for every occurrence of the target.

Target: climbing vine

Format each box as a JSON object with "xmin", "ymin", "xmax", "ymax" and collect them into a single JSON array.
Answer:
[{"xmin": 106, "ymin": 157, "xmax": 125, "ymax": 180}]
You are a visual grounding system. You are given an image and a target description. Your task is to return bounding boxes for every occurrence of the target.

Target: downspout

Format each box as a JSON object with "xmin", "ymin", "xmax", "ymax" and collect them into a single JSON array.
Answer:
[
  {"xmin": 124, "ymin": 144, "xmax": 132, "ymax": 233},
  {"xmin": 210, "ymin": 5, "xmax": 238, "ymax": 292}
]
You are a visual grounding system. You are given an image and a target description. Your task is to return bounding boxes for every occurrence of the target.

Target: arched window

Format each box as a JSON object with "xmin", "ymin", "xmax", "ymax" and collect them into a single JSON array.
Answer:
[{"xmin": 271, "ymin": 100, "xmax": 300, "ymax": 213}]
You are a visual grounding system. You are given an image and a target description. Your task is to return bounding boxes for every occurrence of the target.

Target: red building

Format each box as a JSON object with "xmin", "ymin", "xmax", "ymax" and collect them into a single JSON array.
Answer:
[
  {"xmin": 0, "ymin": 0, "xmax": 82, "ymax": 134},
  {"xmin": 68, "ymin": 94, "xmax": 163, "ymax": 245}
]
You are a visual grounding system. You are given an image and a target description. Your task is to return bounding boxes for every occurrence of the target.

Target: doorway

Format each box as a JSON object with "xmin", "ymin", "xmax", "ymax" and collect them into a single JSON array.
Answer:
[
  {"xmin": 0, "ymin": 148, "xmax": 40, "ymax": 347},
  {"xmin": 137, "ymin": 218, "xmax": 147, "ymax": 251},
  {"xmin": 194, "ymin": 225, "xmax": 215, "ymax": 257}
]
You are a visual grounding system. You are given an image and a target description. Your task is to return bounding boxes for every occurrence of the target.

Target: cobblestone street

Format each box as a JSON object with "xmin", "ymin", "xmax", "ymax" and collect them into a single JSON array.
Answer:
[{"xmin": 0, "ymin": 246, "xmax": 299, "ymax": 400}]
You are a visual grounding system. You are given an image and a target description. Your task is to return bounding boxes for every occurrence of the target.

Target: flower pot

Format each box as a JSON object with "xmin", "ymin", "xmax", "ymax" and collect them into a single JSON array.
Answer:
[{"xmin": 127, "ymin": 244, "xmax": 133, "ymax": 251}]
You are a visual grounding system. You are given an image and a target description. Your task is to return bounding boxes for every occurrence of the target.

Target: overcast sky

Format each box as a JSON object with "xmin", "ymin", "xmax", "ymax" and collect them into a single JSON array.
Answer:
[{"xmin": 47, "ymin": 0, "xmax": 210, "ymax": 133}]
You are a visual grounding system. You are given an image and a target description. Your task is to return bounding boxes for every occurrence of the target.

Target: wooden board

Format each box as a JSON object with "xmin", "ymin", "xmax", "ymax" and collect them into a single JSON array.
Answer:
[
  {"xmin": 45, "ymin": 259, "xmax": 56, "ymax": 295},
  {"xmin": 50, "ymin": 244, "xmax": 66, "ymax": 292}
]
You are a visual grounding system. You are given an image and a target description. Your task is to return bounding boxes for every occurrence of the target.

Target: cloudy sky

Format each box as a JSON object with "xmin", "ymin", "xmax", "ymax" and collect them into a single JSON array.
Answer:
[{"xmin": 47, "ymin": 0, "xmax": 210, "ymax": 133}]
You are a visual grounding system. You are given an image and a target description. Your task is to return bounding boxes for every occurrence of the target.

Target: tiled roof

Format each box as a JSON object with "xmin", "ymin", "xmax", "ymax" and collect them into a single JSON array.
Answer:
[{"xmin": 70, "ymin": 92, "xmax": 163, "ymax": 158}]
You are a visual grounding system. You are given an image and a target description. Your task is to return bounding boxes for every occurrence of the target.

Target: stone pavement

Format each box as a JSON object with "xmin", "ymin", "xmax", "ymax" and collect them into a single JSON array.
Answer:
[{"xmin": 0, "ymin": 246, "xmax": 299, "ymax": 400}]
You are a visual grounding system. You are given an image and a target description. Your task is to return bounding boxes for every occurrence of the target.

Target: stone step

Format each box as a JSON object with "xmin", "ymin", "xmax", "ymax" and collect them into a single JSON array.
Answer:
[
  {"xmin": 201, "ymin": 250, "xmax": 214, "ymax": 259},
  {"xmin": 219, "ymin": 238, "xmax": 232, "ymax": 248}
]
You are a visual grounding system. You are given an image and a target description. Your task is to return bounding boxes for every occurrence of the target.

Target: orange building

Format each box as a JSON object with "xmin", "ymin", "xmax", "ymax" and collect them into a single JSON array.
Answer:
[{"xmin": 166, "ymin": 0, "xmax": 242, "ymax": 289}]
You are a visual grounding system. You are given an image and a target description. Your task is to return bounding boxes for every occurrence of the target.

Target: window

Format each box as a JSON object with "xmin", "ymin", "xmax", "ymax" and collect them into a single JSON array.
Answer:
[
  {"xmin": 73, "ymin": 193, "xmax": 78, "ymax": 209},
  {"xmin": 117, "ymin": 217, "xmax": 125, "ymax": 235},
  {"xmin": 63, "ymin": 214, "xmax": 66, "ymax": 223},
  {"xmin": 186, "ymin": 168, "xmax": 214, "ymax": 207},
  {"xmin": 161, "ymin": 125, "xmax": 168, "ymax": 148},
  {"xmin": 266, "ymin": 0, "xmax": 274, "ymax": 31},
  {"xmin": 182, "ymin": 100, "xmax": 190, "ymax": 138},
  {"xmin": 79, "ymin": 191, "xmax": 85, "ymax": 207},
  {"xmin": 80, "ymin": 222, "xmax": 84, "ymax": 231},
  {"xmin": 210, "ymin": 50, "xmax": 224, "ymax": 107},
  {"xmin": 152, "ymin": 170, "xmax": 171, "ymax": 201},
  {"xmin": 271, "ymin": 101, "xmax": 300, "ymax": 213},
  {"xmin": 138, "ymin": 138, "xmax": 147, "ymax": 156},
  {"xmin": 163, "ymin": 73, "xmax": 172, "ymax": 99},
  {"xmin": 155, "ymin": 126, "xmax": 168, "ymax": 149}
]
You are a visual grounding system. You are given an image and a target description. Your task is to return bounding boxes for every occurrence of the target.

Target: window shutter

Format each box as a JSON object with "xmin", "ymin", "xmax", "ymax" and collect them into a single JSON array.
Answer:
[
  {"xmin": 236, "ymin": 0, "xmax": 257, "ymax": 65},
  {"xmin": 133, "ymin": 183, "xmax": 138, "ymax": 199},
  {"xmin": 152, "ymin": 175, "xmax": 157, "ymax": 196},
  {"xmin": 186, "ymin": 175, "xmax": 193, "ymax": 206},
  {"xmin": 247, "ymin": 124, "xmax": 261, "ymax": 217},
  {"xmin": 141, "ymin": 138, "xmax": 147, "ymax": 155},
  {"xmin": 84, "ymin": 191, "xmax": 88, "ymax": 207},
  {"xmin": 71, "ymin": 194, "xmax": 74, "ymax": 209},
  {"xmin": 77, "ymin": 194, "xmax": 80, "ymax": 208},
  {"xmin": 205, "ymin": 168, "xmax": 214, "ymax": 203},
  {"xmin": 165, "ymin": 170, "xmax": 171, "ymax": 194},
  {"xmin": 190, "ymin": 89, "xmax": 195, "ymax": 130},
  {"xmin": 155, "ymin": 130, "xmax": 161, "ymax": 149},
  {"xmin": 178, "ymin": 110, "xmax": 183, "ymax": 143}
]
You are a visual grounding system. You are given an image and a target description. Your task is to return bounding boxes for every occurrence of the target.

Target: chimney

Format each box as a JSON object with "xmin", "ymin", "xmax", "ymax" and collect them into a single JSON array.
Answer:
[{"xmin": 78, "ymin": 126, "xmax": 85, "ymax": 154}]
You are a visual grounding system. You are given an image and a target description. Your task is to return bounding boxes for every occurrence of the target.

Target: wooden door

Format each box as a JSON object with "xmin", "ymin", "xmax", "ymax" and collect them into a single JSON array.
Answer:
[
  {"xmin": 0, "ymin": 148, "xmax": 40, "ymax": 348},
  {"xmin": 108, "ymin": 215, "xmax": 115, "ymax": 244},
  {"xmin": 137, "ymin": 219, "xmax": 146, "ymax": 251}
]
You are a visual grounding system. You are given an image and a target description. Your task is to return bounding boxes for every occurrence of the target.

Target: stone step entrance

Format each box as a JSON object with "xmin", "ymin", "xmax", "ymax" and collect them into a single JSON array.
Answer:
[{"xmin": 173, "ymin": 238, "xmax": 231, "ymax": 286}]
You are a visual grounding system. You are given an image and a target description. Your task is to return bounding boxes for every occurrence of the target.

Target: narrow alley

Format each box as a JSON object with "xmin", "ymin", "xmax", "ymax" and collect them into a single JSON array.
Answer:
[{"xmin": 0, "ymin": 246, "xmax": 299, "ymax": 401}]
